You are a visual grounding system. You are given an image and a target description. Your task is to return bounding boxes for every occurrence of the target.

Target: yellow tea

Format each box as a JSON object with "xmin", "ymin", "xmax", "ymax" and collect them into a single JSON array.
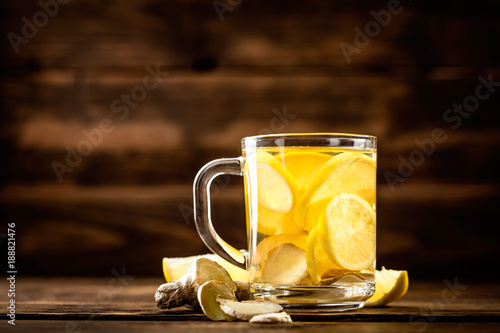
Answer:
[{"xmin": 243, "ymin": 147, "xmax": 376, "ymax": 304}]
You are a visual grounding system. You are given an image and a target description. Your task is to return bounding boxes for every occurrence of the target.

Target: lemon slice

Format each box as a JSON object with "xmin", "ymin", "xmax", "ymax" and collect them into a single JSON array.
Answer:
[
  {"xmin": 304, "ymin": 152, "xmax": 376, "ymax": 206},
  {"xmin": 253, "ymin": 233, "xmax": 308, "ymax": 269},
  {"xmin": 162, "ymin": 254, "xmax": 248, "ymax": 282},
  {"xmin": 281, "ymin": 151, "xmax": 331, "ymax": 193},
  {"xmin": 318, "ymin": 193, "xmax": 376, "ymax": 270},
  {"xmin": 365, "ymin": 267, "xmax": 409, "ymax": 306},
  {"xmin": 299, "ymin": 198, "xmax": 330, "ymax": 232},
  {"xmin": 276, "ymin": 215, "xmax": 305, "ymax": 235},
  {"xmin": 295, "ymin": 152, "xmax": 376, "ymax": 231},
  {"xmin": 306, "ymin": 226, "xmax": 336, "ymax": 284},
  {"xmin": 255, "ymin": 152, "xmax": 296, "ymax": 213},
  {"xmin": 256, "ymin": 151, "xmax": 327, "ymax": 234},
  {"xmin": 257, "ymin": 205, "xmax": 296, "ymax": 235}
]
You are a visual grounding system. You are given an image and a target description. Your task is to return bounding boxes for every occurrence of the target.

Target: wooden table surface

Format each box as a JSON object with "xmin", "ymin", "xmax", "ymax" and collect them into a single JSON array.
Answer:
[{"xmin": 1, "ymin": 277, "xmax": 499, "ymax": 332}]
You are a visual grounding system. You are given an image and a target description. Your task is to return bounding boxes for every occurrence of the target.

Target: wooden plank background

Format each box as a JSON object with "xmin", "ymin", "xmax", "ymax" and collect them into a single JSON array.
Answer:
[{"xmin": 1, "ymin": 0, "xmax": 499, "ymax": 280}]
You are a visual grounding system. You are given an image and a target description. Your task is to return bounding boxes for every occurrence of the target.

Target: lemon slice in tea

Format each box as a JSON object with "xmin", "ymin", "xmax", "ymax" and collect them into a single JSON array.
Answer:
[
  {"xmin": 318, "ymin": 193, "xmax": 376, "ymax": 271},
  {"xmin": 281, "ymin": 151, "xmax": 331, "ymax": 193},
  {"xmin": 303, "ymin": 152, "xmax": 376, "ymax": 207},
  {"xmin": 295, "ymin": 152, "xmax": 375, "ymax": 231},
  {"xmin": 257, "ymin": 205, "xmax": 296, "ymax": 235},
  {"xmin": 306, "ymin": 226, "xmax": 337, "ymax": 284}
]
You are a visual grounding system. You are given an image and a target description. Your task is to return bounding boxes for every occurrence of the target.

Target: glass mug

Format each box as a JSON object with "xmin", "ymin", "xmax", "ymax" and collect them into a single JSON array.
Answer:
[{"xmin": 194, "ymin": 133, "xmax": 376, "ymax": 311}]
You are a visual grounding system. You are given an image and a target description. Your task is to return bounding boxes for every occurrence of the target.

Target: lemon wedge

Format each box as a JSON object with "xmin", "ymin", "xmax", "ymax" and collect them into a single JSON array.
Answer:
[
  {"xmin": 318, "ymin": 193, "xmax": 376, "ymax": 270},
  {"xmin": 365, "ymin": 267, "xmax": 409, "ymax": 306},
  {"xmin": 162, "ymin": 254, "xmax": 248, "ymax": 282},
  {"xmin": 255, "ymin": 151, "xmax": 296, "ymax": 213}
]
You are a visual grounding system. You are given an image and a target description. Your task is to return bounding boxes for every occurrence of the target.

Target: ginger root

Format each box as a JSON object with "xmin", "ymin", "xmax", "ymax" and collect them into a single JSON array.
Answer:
[
  {"xmin": 155, "ymin": 257, "xmax": 292, "ymax": 323},
  {"xmin": 217, "ymin": 298, "xmax": 283, "ymax": 321},
  {"xmin": 198, "ymin": 280, "xmax": 237, "ymax": 321},
  {"xmin": 260, "ymin": 243, "xmax": 307, "ymax": 286},
  {"xmin": 234, "ymin": 280, "xmax": 253, "ymax": 301},
  {"xmin": 249, "ymin": 312, "xmax": 293, "ymax": 323},
  {"xmin": 155, "ymin": 258, "xmax": 236, "ymax": 309}
]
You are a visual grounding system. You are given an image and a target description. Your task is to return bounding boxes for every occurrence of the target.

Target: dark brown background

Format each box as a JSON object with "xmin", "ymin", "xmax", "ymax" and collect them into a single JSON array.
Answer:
[{"xmin": 1, "ymin": 0, "xmax": 499, "ymax": 281}]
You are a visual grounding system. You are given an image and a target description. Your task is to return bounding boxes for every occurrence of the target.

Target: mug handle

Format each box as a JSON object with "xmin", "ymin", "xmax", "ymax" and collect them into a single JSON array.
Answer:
[{"xmin": 193, "ymin": 157, "xmax": 247, "ymax": 270}]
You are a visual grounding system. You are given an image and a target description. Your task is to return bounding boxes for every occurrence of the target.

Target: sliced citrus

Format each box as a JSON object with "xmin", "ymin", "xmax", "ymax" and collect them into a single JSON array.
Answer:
[
  {"xmin": 304, "ymin": 152, "xmax": 376, "ymax": 206},
  {"xmin": 299, "ymin": 198, "xmax": 330, "ymax": 232},
  {"xmin": 276, "ymin": 214, "xmax": 305, "ymax": 234},
  {"xmin": 255, "ymin": 151, "xmax": 296, "ymax": 213},
  {"xmin": 253, "ymin": 233, "xmax": 308, "ymax": 269},
  {"xmin": 365, "ymin": 267, "xmax": 409, "ymax": 306},
  {"xmin": 281, "ymin": 151, "xmax": 331, "ymax": 193},
  {"xmin": 318, "ymin": 193, "xmax": 376, "ymax": 271},
  {"xmin": 162, "ymin": 254, "xmax": 248, "ymax": 282},
  {"xmin": 306, "ymin": 226, "xmax": 336, "ymax": 284},
  {"xmin": 257, "ymin": 205, "xmax": 295, "ymax": 235},
  {"xmin": 294, "ymin": 152, "xmax": 376, "ymax": 230}
]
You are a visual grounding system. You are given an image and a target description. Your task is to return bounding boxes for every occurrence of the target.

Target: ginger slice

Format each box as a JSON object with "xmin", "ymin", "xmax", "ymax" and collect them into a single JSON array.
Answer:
[
  {"xmin": 155, "ymin": 258, "xmax": 236, "ymax": 309},
  {"xmin": 234, "ymin": 280, "xmax": 253, "ymax": 301},
  {"xmin": 198, "ymin": 280, "xmax": 237, "ymax": 321},
  {"xmin": 249, "ymin": 311, "xmax": 293, "ymax": 323},
  {"xmin": 260, "ymin": 243, "xmax": 308, "ymax": 285},
  {"xmin": 217, "ymin": 298, "xmax": 283, "ymax": 321}
]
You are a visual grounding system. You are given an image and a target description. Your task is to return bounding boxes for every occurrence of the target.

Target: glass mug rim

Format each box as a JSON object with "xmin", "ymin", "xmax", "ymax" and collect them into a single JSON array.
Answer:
[
  {"xmin": 242, "ymin": 132, "xmax": 377, "ymax": 150},
  {"xmin": 243, "ymin": 132, "xmax": 377, "ymax": 140},
  {"xmin": 193, "ymin": 132, "xmax": 376, "ymax": 311}
]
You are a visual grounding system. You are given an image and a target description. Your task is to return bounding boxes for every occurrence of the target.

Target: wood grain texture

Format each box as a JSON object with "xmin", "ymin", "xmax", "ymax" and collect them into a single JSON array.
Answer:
[
  {"xmin": 3, "ymin": 322, "xmax": 500, "ymax": 333},
  {"xmin": 2, "ymin": 0, "xmax": 499, "ymax": 68},
  {"xmin": 1, "ymin": 278, "xmax": 499, "ymax": 323}
]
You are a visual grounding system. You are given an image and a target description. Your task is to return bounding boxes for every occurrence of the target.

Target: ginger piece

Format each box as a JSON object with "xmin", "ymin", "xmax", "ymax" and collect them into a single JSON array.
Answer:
[
  {"xmin": 249, "ymin": 312, "xmax": 293, "ymax": 323},
  {"xmin": 198, "ymin": 280, "xmax": 237, "ymax": 321},
  {"xmin": 155, "ymin": 258, "xmax": 236, "ymax": 309},
  {"xmin": 260, "ymin": 243, "xmax": 308, "ymax": 285},
  {"xmin": 216, "ymin": 298, "xmax": 283, "ymax": 321},
  {"xmin": 234, "ymin": 280, "xmax": 253, "ymax": 301}
]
